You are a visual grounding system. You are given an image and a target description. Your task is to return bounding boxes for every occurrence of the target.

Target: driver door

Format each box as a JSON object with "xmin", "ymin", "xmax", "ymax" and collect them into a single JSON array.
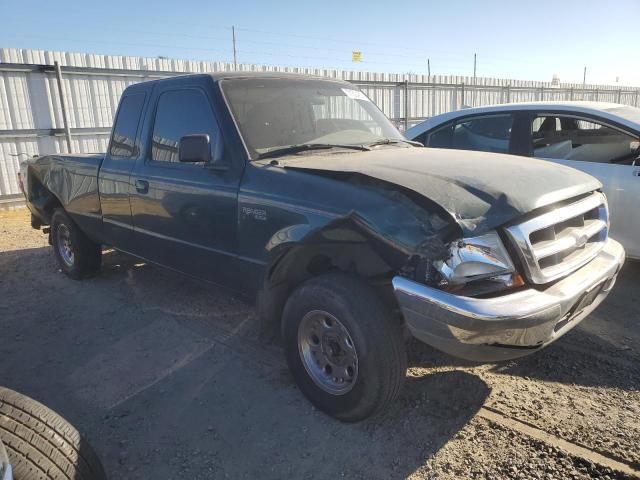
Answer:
[
  {"xmin": 129, "ymin": 78, "xmax": 243, "ymax": 286},
  {"xmin": 529, "ymin": 114, "xmax": 640, "ymax": 258}
]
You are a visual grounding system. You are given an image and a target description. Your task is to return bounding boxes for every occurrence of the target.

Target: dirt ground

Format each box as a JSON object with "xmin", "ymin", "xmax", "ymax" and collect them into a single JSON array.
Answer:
[{"xmin": 0, "ymin": 208, "xmax": 638, "ymax": 479}]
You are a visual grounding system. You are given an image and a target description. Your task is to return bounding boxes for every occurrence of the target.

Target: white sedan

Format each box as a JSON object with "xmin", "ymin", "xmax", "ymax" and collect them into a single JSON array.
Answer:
[{"xmin": 406, "ymin": 101, "xmax": 640, "ymax": 259}]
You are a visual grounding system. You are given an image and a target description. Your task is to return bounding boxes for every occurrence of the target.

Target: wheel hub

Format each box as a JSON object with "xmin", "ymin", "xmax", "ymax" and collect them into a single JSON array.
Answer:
[
  {"xmin": 298, "ymin": 310, "xmax": 358, "ymax": 395},
  {"xmin": 56, "ymin": 224, "xmax": 74, "ymax": 267},
  {"xmin": 322, "ymin": 334, "xmax": 348, "ymax": 365}
]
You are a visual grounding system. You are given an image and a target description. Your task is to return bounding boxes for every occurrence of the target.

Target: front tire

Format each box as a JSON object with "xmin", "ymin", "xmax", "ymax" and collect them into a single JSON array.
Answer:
[
  {"xmin": 51, "ymin": 209, "xmax": 101, "ymax": 279},
  {"xmin": 282, "ymin": 273, "xmax": 407, "ymax": 422}
]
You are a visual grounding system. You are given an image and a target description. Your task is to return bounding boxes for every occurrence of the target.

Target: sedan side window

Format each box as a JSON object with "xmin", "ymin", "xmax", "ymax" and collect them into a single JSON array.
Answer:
[
  {"xmin": 151, "ymin": 89, "xmax": 221, "ymax": 163},
  {"xmin": 425, "ymin": 123, "xmax": 453, "ymax": 148},
  {"xmin": 532, "ymin": 115, "xmax": 639, "ymax": 164},
  {"xmin": 451, "ymin": 114, "xmax": 513, "ymax": 154}
]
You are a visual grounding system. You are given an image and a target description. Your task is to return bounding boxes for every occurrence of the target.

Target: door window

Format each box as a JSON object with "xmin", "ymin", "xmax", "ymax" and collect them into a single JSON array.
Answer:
[
  {"xmin": 424, "ymin": 123, "xmax": 453, "ymax": 148},
  {"xmin": 151, "ymin": 89, "xmax": 220, "ymax": 163},
  {"xmin": 451, "ymin": 114, "xmax": 513, "ymax": 153},
  {"xmin": 109, "ymin": 93, "xmax": 145, "ymax": 158},
  {"xmin": 532, "ymin": 115, "xmax": 640, "ymax": 164}
]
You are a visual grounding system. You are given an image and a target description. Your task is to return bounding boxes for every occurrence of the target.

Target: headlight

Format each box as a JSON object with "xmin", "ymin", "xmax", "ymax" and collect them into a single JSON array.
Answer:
[{"xmin": 433, "ymin": 231, "xmax": 524, "ymax": 295}]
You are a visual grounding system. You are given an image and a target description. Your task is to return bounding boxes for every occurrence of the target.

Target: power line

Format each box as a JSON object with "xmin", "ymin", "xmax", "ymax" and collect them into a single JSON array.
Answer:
[
  {"xmin": 7, "ymin": 28, "xmax": 618, "ymax": 84},
  {"xmin": 30, "ymin": 19, "xmax": 471, "ymax": 63},
  {"xmin": 4, "ymin": 17, "xmax": 580, "ymax": 73},
  {"xmin": 233, "ymin": 25, "xmax": 559, "ymax": 66},
  {"xmin": 12, "ymin": 34, "xmax": 231, "ymax": 55}
]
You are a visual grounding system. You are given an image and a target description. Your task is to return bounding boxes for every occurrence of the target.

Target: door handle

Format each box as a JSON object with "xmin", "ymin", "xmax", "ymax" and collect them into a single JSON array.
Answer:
[
  {"xmin": 633, "ymin": 169, "xmax": 640, "ymax": 177},
  {"xmin": 135, "ymin": 179, "xmax": 149, "ymax": 194}
]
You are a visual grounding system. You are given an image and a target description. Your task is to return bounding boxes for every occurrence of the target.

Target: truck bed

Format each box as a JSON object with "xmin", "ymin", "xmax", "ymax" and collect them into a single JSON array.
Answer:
[{"xmin": 22, "ymin": 153, "xmax": 105, "ymax": 236}]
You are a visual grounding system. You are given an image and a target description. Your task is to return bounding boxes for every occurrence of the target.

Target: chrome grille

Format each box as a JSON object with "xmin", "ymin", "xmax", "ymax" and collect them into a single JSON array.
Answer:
[{"xmin": 505, "ymin": 192, "xmax": 609, "ymax": 284}]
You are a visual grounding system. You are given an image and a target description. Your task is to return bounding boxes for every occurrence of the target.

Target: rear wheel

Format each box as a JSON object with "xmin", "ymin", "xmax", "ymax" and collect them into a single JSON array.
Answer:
[
  {"xmin": 51, "ymin": 209, "xmax": 101, "ymax": 279},
  {"xmin": 0, "ymin": 387, "xmax": 107, "ymax": 480},
  {"xmin": 282, "ymin": 273, "xmax": 407, "ymax": 422}
]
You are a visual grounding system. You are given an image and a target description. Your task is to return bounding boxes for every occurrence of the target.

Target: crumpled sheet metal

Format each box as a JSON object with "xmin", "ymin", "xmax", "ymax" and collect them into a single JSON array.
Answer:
[
  {"xmin": 276, "ymin": 147, "xmax": 600, "ymax": 236},
  {"xmin": 263, "ymin": 176, "xmax": 451, "ymax": 263},
  {"xmin": 29, "ymin": 154, "xmax": 103, "ymax": 216}
]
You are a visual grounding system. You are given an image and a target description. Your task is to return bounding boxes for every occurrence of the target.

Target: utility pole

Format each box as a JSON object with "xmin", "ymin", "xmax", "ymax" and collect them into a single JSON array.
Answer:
[
  {"xmin": 232, "ymin": 26, "xmax": 238, "ymax": 70},
  {"xmin": 54, "ymin": 61, "xmax": 72, "ymax": 154},
  {"xmin": 473, "ymin": 53, "xmax": 477, "ymax": 84},
  {"xmin": 583, "ymin": 66, "xmax": 587, "ymax": 87},
  {"xmin": 472, "ymin": 53, "xmax": 477, "ymax": 107},
  {"xmin": 427, "ymin": 58, "xmax": 431, "ymax": 80}
]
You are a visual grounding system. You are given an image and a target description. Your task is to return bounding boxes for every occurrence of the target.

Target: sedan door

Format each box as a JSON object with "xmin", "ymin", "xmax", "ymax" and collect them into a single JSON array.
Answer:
[
  {"xmin": 527, "ymin": 113, "xmax": 640, "ymax": 258},
  {"xmin": 129, "ymin": 79, "xmax": 243, "ymax": 286}
]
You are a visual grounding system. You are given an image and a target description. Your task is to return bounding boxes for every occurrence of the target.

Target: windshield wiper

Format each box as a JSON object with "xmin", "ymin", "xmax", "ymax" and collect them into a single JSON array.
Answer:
[
  {"xmin": 365, "ymin": 138, "xmax": 423, "ymax": 148},
  {"xmin": 257, "ymin": 143, "xmax": 370, "ymax": 160}
]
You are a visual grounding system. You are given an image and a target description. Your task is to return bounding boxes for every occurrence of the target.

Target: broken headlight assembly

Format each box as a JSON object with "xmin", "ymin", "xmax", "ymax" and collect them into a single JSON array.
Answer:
[{"xmin": 432, "ymin": 231, "xmax": 524, "ymax": 296}]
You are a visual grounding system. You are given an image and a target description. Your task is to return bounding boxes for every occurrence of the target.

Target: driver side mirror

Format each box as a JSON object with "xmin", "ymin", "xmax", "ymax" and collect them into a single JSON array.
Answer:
[
  {"xmin": 179, "ymin": 134, "xmax": 210, "ymax": 163},
  {"xmin": 179, "ymin": 133, "xmax": 230, "ymax": 171}
]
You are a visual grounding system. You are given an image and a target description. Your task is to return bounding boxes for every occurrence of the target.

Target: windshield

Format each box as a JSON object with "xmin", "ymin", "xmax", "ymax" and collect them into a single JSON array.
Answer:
[
  {"xmin": 607, "ymin": 105, "xmax": 640, "ymax": 126},
  {"xmin": 220, "ymin": 78, "xmax": 404, "ymax": 159}
]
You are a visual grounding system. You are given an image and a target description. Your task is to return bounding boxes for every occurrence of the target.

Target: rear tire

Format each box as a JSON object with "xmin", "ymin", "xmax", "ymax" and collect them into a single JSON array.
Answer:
[
  {"xmin": 51, "ymin": 209, "xmax": 101, "ymax": 279},
  {"xmin": 282, "ymin": 273, "xmax": 407, "ymax": 422},
  {"xmin": 0, "ymin": 387, "xmax": 106, "ymax": 480}
]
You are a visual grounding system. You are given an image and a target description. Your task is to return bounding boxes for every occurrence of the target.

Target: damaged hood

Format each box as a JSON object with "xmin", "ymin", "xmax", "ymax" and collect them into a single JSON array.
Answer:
[{"xmin": 274, "ymin": 147, "xmax": 602, "ymax": 235}]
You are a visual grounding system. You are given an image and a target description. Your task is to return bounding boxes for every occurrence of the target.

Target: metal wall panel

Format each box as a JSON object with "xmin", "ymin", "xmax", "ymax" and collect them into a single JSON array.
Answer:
[{"xmin": 1, "ymin": 47, "xmax": 639, "ymax": 199}]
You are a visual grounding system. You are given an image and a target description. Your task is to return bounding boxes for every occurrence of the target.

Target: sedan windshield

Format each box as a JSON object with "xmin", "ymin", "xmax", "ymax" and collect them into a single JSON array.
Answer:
[
  {"xmin": 220, "ymin": 78, "xmax": 405, "ymax": 159},
  {"xmin": 607, "ymin": 105, "xmax": 640, "ymax": 126}
]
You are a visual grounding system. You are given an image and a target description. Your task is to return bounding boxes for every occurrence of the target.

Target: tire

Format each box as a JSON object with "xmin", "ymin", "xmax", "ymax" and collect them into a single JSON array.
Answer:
[
  {"xmin": 51, "ymin": 209, "xmax": 101, "ymax": 279},
  {"xmin": 282, "ymin": 273, "xmax": 407, "ymax": 422},
  {"xmin": 0, "ymin": 387, "xmax": 107, "ymax": 480}
]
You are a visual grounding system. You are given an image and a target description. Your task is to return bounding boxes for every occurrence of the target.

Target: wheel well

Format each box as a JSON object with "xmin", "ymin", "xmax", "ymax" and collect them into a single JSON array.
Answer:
[
  {"xmin": 257, "ymin": 242, "xmax": 401, "ymax": 341},
  {"xmin": 29, "ymin": 173, "xmax": 62, "ymax": 224}
]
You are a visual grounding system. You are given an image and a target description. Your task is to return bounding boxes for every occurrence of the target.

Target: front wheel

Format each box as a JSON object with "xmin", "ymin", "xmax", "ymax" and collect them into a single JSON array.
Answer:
[{"xmin": 282, "ymin": 273, "xmax": 407, "ymax": 422}]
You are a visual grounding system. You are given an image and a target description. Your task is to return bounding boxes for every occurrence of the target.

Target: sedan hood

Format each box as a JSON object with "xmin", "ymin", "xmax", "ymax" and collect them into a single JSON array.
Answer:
[{"xmin": 275, "ymin": 147, "xmax": 602, "ymax": 235}]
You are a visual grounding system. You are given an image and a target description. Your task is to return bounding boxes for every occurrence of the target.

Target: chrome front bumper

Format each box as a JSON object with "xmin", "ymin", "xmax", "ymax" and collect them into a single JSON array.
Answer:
[{"xmin": 393, "ymin": 238, "xmax": 625, "ymax": 362}]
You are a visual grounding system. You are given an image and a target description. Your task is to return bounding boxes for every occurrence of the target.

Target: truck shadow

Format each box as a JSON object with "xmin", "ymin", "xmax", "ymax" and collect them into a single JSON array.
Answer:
[{"xmin": 96, "ymin": 349, "xmax": 490, "ymax": 479}]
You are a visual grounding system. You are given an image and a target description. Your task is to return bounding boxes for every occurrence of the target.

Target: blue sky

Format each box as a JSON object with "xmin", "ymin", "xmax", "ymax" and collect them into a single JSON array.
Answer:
[{"xmin": 1, "ymin": 0, "xmax": 638, "ymax": 85}]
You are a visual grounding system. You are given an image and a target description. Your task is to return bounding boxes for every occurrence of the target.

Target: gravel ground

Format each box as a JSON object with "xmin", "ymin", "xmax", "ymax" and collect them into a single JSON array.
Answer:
[{"xmin": 0, "ymin": 208, "xmax": 638, "ymax": 479}]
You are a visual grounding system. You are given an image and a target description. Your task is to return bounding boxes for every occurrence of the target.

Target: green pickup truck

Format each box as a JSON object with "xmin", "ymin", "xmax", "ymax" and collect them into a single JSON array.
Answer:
[{"xmin": 20, "ymin": 73, "xmax": 624, "ymax": 421}]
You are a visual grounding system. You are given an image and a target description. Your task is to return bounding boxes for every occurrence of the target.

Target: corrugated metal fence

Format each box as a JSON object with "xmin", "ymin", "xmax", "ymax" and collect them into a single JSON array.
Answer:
[{"xmin": 1, "ymin": 47, "xmax": 639, "ymax": 201}]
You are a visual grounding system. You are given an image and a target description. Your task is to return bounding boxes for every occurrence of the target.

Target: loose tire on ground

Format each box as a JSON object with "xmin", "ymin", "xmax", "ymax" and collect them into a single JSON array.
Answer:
[
  {"xmin": 0, "ymin": 387, "xmax": 106, "ymax": 480},
  {"xmin": 282, "ymin": 273, "xmax": 407, "ymax": 422},
  {"xmin": 51, "ymin": 209, "xmax": 101, "ymax": 279}
]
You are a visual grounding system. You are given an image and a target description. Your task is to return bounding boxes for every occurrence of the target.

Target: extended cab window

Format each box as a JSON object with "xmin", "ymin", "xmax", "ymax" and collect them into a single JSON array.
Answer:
[
  {"xmin": 451, "ymin": 114, "xmax": 513, "ymax": 154},
  {"xmin": 532, "ymin": 115, "xmax": 640, "ymax": 164},
  {"xmin": 151, "ymin": 89, "xmax": 220, "ymax": 163},
  {"xmin": 109, "ymin": 93, "xmax": 145, "ymax": 158}
]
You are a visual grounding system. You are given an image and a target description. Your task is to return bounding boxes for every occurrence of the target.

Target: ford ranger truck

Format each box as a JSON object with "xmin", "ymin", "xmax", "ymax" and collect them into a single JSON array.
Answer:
[{"xmin": 19, "ymin": 73, "xmax": 625, "ymax": 421}]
